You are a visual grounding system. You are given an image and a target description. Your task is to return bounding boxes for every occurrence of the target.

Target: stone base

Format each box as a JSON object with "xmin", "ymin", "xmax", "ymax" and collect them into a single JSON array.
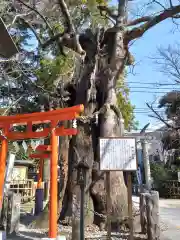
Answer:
[
  {"xmin": 57, "ymin": 236, "xmax": 66, "ymax": 240},
  {"xmin": 41, "ymin": 236, "xmax": 66, "ymax": 240}
]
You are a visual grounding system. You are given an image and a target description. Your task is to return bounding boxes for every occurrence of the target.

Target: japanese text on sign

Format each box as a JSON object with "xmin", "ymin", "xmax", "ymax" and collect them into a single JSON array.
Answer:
[{"xmin": 99, "ymin": 138, "xmax": 137, "ymax": 171}]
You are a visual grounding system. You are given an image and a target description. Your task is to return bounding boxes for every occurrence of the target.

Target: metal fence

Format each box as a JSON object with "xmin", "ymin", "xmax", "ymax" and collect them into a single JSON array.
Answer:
[{"xmin": 9, "ymin": 179, "xmax": 34, "ymax": 202}]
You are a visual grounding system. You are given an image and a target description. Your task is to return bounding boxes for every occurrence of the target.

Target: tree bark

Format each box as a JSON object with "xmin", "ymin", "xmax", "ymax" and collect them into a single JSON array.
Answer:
[
  {"xmin": 91, "ymin": 4, "xmax": 129, "ymax": 227},
  {"xmin": 70, "ymin": 62, "xmax": 97, "ymax": 239},
  {"xmin": 69, "ymin": 23, "xmax": 129, "ymax": 237},
  {"xmin": 30, "ymin": 1, "xmax": 130, "ymax": 233}
]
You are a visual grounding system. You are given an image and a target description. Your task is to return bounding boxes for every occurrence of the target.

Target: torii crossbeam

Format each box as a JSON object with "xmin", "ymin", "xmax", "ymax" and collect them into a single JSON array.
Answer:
[{"xmin": 0, "ymin": 104, "xmax": 84, "ymax": 239}]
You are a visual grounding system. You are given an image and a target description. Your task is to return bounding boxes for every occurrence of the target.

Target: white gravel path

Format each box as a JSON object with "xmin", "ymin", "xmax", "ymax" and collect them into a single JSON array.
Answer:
[
  {"xmin": 7, "ymin": 224, "xmax": 48, "ymax": 239},
  {"xmin": 6, "ymin": 197, "xmax": 151, "ymax": 239}
]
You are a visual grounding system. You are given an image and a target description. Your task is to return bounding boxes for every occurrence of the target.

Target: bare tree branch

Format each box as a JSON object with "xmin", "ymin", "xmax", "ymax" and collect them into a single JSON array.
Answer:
[
  {"xmin": 169, "ymin": 0, "xmax": 173, "ymax": 8},
  {"xmin": 7, "ymin": 12, "xmax": 32, "ymax": 28},
  {"xmin": 126, "ymin": 16, "xmax": 152, "ymax": 26},
  {"xmin": 152, "ymin": 0, "xmax": 166, "ymax": 10},
  {"xmin": 1, "ymin": 96, "xmax": 23, "ymax": 116},
  {"xmin": 37, "ymin": 0, "xmax": 85, "ymax": 55},
  {"xmin": 16, "ymin": 0, "xmax": 55, "ymax": 37},
  {"xmin": 56, "ymin": 0, "xmax": 85, "ymax": 55},
  {"xmin": 126, "ymin": 4, "xmax": 180, "ymax": 42},
  {"xmin": 42, "ymin": 32, "xmax": 85, "ymax": 55},
  {"xmin": 14, "ymin": 0, "xmax": 84, "ymax": 55},
  {"xmin": 156, "ymin": 45, "xmax": 180, "ymax": 83},
  {"xmin": 146, "ymin": 102, "xmax": 173, "ymax": 128},
  {"xmin": 57, "ymin": 0, "xmax": 75, "ymax": 33}
]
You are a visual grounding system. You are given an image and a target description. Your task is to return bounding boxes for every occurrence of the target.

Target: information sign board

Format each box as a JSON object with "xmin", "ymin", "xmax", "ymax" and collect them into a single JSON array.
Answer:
[{"xmin": 99, "ymin": 137, "xmax": 137, "ymax": 171}]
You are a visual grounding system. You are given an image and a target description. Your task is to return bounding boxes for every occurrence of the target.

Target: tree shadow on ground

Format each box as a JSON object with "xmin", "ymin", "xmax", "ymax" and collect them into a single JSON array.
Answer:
[
  {"xmin": 7, "ymin": 231, "xmax": 47, "ymax": 240},
  {"xmin": 7, "ymin": 211, "xmax": 47, "ymax": 239},
  {"xmin": 20, "ymin": 211, "xmax": 37, "ymax": 227}
]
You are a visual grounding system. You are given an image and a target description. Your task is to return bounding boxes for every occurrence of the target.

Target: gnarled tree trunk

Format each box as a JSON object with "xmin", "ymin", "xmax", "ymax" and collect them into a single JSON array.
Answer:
[{"xmin": 61, "ymin": 2, "xmax": 131, "ymax": 236}]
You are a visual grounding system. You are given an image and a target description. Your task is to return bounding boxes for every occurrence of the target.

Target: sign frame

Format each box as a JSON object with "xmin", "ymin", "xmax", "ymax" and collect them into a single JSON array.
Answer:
[{"xmin": 99, "ymin": 137, "xmax": 138, "ymax": 171}]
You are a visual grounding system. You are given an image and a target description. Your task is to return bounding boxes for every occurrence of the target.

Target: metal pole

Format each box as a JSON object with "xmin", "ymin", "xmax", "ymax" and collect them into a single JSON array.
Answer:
[
  {"xmin": 127, "ymin": 172, "xmax": 133, "ymax": 240},
  {"xmin": 106, "ymin": 171, "xmax": 111, "ymax": 240},
  {"xmin": 141, "ymin": 139, "xmax": 151, "ymax": 190},
  {"xmin": 80, "ymin": 184, "xmax": 85, "ymax": 240}
]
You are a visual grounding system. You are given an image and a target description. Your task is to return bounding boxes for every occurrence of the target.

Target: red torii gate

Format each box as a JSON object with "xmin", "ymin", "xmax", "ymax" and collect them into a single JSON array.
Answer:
[
  {"xmin": 0, "ymin": 104, "xmax": 84, "ymax": 239},
  {"xmin": 30, "ymin": 144, "xmax": 52, "ymax": 189},
  {"xmin": 29, "ymin": 144, "xmax": 51, "ymax": 216}
]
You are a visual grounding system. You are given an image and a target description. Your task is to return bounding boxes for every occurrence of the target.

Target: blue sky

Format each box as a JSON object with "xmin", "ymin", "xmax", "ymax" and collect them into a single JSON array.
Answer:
[
  {"xmin": 112, "ymin": 0, "xmax": 180, "ymax": 129},
  {"xmin": 129, "ymin": 19, "xmax": 180, "ymax": 129}
]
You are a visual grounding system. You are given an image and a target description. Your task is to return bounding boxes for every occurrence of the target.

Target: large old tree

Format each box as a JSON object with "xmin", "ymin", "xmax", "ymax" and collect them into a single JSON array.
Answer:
[{"xmin": 1, "ymin": 0, "xmax": 180, "ymax": 235}]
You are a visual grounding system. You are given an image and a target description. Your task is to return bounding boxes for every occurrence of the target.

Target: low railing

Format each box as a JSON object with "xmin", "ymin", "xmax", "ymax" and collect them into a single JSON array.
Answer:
[
  {"xmin": 133, "ymin": 181, "xmax": 180, "ymax": 198},
  {"xmin": 9, "ymin": 179, "xmax": 35, "ymax": 202},
  {"xmin": 158, "ymin": 180, "xmax": 180, "ymax": 198}
]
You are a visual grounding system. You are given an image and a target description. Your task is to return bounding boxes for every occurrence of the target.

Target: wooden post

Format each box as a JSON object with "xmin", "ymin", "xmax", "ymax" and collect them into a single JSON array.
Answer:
[
  {"xmin": 49, "ymin": 128, "xmax": 58, "ymax": 239},
  {"xmin": 0, "ymin": 135, "xmax": 8, "ymax": 211},
  {"xmin": 106, "ymin": 171, "xmax": 111, "ymax": 240},
  {"xmin": 140, "ymin": 193, "xmax": 147, "ymax": 234},
  {"xmin": 127, "ymin": 172, "xmax": 133, "ymax": 240},
  {"xmin": 146, "ymin": 191, "xmax": 160, "ymax": 240}
]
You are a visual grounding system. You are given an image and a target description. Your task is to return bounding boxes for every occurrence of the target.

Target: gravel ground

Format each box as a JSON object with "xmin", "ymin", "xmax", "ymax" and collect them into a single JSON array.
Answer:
[
  {"xmin": 6, "ymin": 196, "xmax": 179, "ymax": 240},
  {"xmin": 7, "ymin": 227, "xmax": 146, "ymax": 240},
  {"xmin": 6, "ymin": 198, "xmax": 147, "ymax": 240},
  {"xmin": 6, "ymin": 217, "xmax": 146, "ymax": 240},
  {"xmin": 7, "ymin": 213, "xmax": 48, "ymax": 240},
  {"xmin": 7, "ymin": 222, "xmax": 131, "ymax": 240}
]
